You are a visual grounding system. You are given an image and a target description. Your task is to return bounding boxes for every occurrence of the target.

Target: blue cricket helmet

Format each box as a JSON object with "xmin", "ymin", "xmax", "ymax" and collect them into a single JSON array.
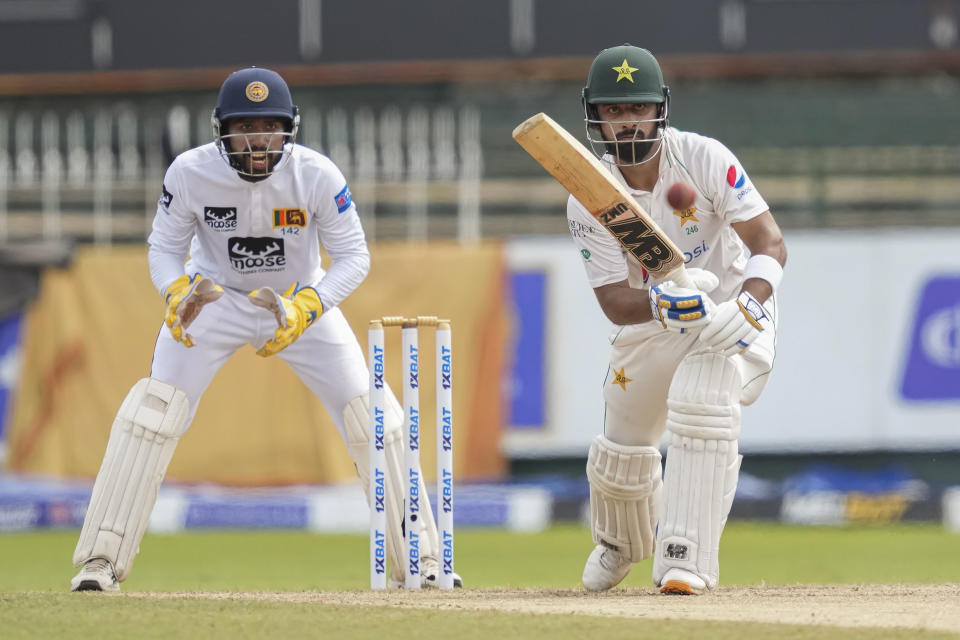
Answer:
[
  {"xmin": 212, "ymin": 67, "xmax": 300, "ymax": 179},
  {"xmin": 213, "ymin": 67, "xmax": 299, "ymax": 123}
]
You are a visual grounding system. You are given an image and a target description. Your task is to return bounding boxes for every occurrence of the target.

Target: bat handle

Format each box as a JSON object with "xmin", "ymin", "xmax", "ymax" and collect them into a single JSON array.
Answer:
[{"xmin": 667, "ymin": 265, "xmax": 694, "ymax": 290}]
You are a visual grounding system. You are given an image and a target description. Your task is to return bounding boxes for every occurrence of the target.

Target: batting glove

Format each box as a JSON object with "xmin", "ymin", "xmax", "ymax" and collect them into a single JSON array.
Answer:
[
  {"xmin": 249, "ymin": 282, "xmax": 324, "ymax": 357},
  {"xmin": 648, "ymin": 268, "xmax": 718, "ymax": 333},
  {"xmin": 698, "ymin": 290, "xmax": 770, "ymax": 356},
  {"xmin": 163, "ymin": 273, "xmax": 224, "ymax": 348}
]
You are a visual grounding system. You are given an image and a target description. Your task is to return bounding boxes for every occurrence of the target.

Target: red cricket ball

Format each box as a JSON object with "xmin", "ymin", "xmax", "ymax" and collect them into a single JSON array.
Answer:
[{"xmin": 666, "ymin": 182, "xmax": 696, "ymax": 210}]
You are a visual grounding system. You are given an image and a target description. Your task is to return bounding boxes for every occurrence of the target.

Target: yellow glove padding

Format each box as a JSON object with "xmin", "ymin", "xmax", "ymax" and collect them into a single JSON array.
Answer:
[
  {"xmin": 248, "ymin": 282, "xmax": 324, "ymax": 357},
  {"xmin": 163, "ymin": 273, "xmax": 224, "ymax": 348}
]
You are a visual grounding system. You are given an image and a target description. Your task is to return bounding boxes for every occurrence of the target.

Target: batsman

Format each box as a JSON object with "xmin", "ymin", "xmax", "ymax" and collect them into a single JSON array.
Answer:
[
  {"xmin": 69, "ymin": 67, "xmax": 460, "ymax": 591},
  {"xmin": 569, "ymin": 45, "xmax": 787, "ymax": 594}
]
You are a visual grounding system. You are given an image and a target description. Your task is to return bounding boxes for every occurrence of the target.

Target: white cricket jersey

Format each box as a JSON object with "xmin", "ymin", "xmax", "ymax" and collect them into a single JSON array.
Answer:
[
  {"xmin": 567, "ymin": 127, "xmax": 769, "ymax": 305},
  {"xmin": 148, "ymin": 142, "xmax": 369, "ymax": 308}
]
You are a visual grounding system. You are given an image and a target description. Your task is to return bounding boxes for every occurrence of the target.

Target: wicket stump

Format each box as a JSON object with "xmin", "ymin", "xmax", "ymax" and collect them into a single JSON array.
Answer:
[{"xmin": 368, "ymin": 316, "xmax": 454, "ymax": 590}]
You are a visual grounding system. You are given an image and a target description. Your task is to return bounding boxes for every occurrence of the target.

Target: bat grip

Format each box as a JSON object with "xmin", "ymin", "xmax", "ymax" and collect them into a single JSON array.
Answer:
[{"xmin": 667, "ymin": 265, "xmax": 694, "ymax": 289}]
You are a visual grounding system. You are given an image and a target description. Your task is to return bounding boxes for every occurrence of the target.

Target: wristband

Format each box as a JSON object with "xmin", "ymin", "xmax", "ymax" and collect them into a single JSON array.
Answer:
[{"xmin": 743, "ymin": 254, "xmax": 783, "ymax": 292}]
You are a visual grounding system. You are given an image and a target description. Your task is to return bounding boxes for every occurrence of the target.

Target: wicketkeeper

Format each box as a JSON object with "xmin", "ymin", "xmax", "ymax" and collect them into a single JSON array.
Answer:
[{"xmin": 70, "ymin": 67, "xmax": 461, "ymax": 592}]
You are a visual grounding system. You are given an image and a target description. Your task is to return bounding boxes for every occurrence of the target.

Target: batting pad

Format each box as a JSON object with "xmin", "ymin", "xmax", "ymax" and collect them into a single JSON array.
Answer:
[
  {"xmin": 344, "ymin": 394, "xmax": 439, "ymax": 579},
  {"xmin": 653, "ymin": 352, "xmax": 743, "ymax": 590},
  {"xmin": 73, "ymin": 378, "xmax": 189, "ymax": 581},
  {"xmin": 585, "ymin": 435, "xmax": 662, "ymax": 563}
]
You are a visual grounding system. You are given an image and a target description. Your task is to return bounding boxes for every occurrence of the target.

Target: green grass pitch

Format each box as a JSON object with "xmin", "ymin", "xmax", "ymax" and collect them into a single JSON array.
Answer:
[{"xmin": 1, "ymin": 522, "xmax": 958, "ymax": 639}]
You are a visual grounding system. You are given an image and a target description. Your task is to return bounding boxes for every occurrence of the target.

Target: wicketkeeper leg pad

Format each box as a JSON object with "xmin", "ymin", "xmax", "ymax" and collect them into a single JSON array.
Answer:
[
  {"xmin": 586, "ymin": 434, "xmax": 663, "ymax": 563},
  {"xmin": 344, "ymin": 393, "xmax": 439, "ymax": 581},
  {"xmin": 73, "ymin": 378, "xmax": 189, "ymax": 581},
  {"xmin": 653, "ymin": 351, "xmax": 743, "ymax": 590}
]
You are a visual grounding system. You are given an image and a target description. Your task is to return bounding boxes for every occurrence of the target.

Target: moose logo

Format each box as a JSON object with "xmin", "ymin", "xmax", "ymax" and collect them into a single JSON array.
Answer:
[
  {"xmin": 204, "ymin": 207, "xmax": 238, "ymax": 231},
  {"xmin": 228, "ymin": 237, "xmax": 286, "ymax": 274}
]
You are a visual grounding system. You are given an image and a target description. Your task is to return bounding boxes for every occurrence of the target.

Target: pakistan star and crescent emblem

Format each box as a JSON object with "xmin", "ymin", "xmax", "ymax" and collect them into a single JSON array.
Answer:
[
  {"xmin": 612, "ymin": 59, "xmax": 638, "ymax": 83},
  {"xmin": 673, "ymin": 208, "xmax": 699, "ymax": 226},
  {"xmin": 611, "ymin": 367, "xmax": 632, "ymax": 391}
]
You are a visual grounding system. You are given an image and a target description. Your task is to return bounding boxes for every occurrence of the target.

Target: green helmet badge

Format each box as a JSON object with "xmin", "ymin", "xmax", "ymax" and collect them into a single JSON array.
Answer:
[{"xmin": 583, "ymin": 44, "xmax": 668, "ymax": 105}]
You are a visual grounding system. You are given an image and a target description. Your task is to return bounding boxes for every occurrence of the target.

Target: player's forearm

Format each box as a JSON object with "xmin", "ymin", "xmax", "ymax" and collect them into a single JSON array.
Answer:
[
  {"xmin": 148, "ymin": 244, "xmax": 190, "ymax": 296},
  {"xmin": 314, "ymin": 249, "xmax": 370, "ymax": 309},
  {"xmin": 594, "ymin": 282, "xmax": 655, "ymax": 325},
  {"xmin": 734, "ymin": 212, "xmax": 787, "ymax": 304},
  {"xmin": 741, "ymin": 277, "xmax": 773, "ymax": 303}
]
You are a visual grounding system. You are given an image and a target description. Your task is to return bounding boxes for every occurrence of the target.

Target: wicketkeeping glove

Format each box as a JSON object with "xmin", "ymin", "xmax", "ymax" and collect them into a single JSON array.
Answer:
[
  {"xmin": 248, "ymin": 282, "xmax": 324, "ymax": 357},
  {"xmin": 163, "ymin": 273, "xmax": 224, "ymax": 347},
  {"xmin": 698, "ymin": 290, "xmax": 770, "ymax": 356},
  {"xmin": 648, "ymin": 268, "xmax": 719, "ymax": 333}
]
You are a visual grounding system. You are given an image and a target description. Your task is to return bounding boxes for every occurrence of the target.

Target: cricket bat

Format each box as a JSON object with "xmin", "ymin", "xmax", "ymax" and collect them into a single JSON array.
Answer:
[{"xmin": 512, "ymin": 112, "xmax": 692, "ymax": 289}]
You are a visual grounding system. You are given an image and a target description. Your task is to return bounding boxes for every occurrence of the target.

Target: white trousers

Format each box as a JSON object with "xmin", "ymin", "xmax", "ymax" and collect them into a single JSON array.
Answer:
[
  {"xmin": 150, "ymin": 287, "xmax": 370, "ymax": 440},
  {"xmin": 602, "ymin": 299, "xmax": 777, "ymax": 447}
]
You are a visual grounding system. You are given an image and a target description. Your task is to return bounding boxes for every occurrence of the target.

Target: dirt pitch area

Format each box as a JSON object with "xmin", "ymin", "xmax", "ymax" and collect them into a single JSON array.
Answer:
[{"xmin": 136, "ymin": 584, "xmax": 960, "ymax": 633}]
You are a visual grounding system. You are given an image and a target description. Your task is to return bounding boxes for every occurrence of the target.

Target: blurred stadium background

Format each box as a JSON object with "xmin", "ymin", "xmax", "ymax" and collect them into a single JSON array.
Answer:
[{"xmin": 1, "ymin": 0, "xmax": 960, "ymax": 539}]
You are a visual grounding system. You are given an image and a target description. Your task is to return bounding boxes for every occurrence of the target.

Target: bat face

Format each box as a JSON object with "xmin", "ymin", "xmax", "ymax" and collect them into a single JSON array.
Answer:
[
  {"xmin": 513, "ymin": 112, "xmax": 688, "ymax": 285},
  {"xmin": 596, "ymin": 201, "xmax": 682, "ymax": 275}
]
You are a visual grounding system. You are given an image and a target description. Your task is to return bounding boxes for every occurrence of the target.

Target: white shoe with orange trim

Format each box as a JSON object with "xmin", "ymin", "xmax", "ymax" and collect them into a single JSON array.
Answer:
[{"xmin": 658, "ymin": 567, "xmax": 706, "ymax": 595}]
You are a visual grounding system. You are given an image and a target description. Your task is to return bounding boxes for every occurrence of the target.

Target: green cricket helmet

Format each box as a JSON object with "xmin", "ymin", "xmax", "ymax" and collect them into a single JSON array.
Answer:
[{"xmin": 581, "ymin": 45, "xmax": 670, "ymax": 166}]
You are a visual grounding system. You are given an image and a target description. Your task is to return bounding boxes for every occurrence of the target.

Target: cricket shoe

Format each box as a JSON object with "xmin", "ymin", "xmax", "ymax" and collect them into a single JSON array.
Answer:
[
  {"xmin": 70, "ymin": 558, "xmax": 120, "ymax": 592},
  {"xmin": 582, "ymin": 545, "xmax": 631, "ymax": 591},
  {"xmin": 658, "ymin": 568, "xmax": 706, "ymax": 595}
]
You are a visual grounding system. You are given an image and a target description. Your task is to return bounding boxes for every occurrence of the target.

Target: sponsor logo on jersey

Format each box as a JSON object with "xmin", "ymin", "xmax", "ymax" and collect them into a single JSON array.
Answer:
[
  {"xmin": 272, "ymin": 208, "xmax": 306, "ymax": 228},
  {"xmin": 726, "ymin": 164, "xmax": 755, "ymax": 201},
  {"xmin": 334, "ymin": 184, "xmax": 352, "ymax": 213},
  {"xmin": 900, "ymin": 275, "xmax": 960, "ymax": 400},
  {"xmin": 726, "ymin": 165, "xmax": 746, "ymax": 189},
  {"xmin": 159, "ymin": 184, "xmax": 173, "ymax": 210},
  {"xmin": 683, "ymin": 240, "xmax": 709, "ymax": 264},
  {"xmin": 227, "ymin": 236, "xmax": 286, "ymax": 273},
  {"xmin": 568, "ymin": 219, "xmax": 596, "ymax": 238},
  {"xmin": 204, "ymin": 207, "xmax": 238, "ymax": 230},
  {"xmin": 580, "ymin": 249, "xmax": 591, "ymax": 261}
]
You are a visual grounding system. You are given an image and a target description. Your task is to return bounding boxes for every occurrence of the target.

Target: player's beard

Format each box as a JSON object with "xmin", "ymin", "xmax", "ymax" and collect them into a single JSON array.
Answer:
[
  {"xmin": 233, "ymin": 147, "xmax": 283, "ymax": 180},
  {"xmin": 611, "ymin": 132, "xmax": 657, "ymax": 165}
]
